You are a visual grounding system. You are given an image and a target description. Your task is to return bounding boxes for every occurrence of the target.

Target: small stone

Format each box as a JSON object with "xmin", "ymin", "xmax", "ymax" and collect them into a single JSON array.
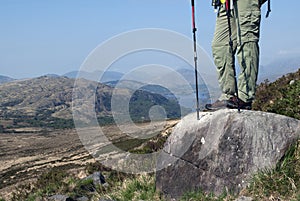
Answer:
[
  {"xmin": 48, "ymin": 194, "xmax": 74, "ymax": 201},
  {"xmin": 77, "ymin": 196, "xmax": 89, "ymax": 201},
  {"xmin": 289, "ymin": 80, "xmax": 295, "ymax": 85},
  {"xmin": 234, "ymin": 196, "xmax": 253, "ymax": 201}
]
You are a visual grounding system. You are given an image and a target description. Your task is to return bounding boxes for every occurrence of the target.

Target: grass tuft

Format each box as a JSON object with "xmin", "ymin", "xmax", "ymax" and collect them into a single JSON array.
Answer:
[
  {"xmin": 180, "ymin": 190, "xmax": 232, "ymax": 201},
  {"xmin": 244, "ymin": 140, "xmax": 300, "ymax": 200},
  {"xmin": 105, "ymin": 174, "xmax": 162, "ymax": 201}
]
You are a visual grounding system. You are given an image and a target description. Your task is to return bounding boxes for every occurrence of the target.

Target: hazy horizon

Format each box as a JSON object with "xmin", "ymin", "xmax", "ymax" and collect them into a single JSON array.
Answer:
[{"xmin": 1, "ymin": 1, "xmax": 300, "ymax": 79}]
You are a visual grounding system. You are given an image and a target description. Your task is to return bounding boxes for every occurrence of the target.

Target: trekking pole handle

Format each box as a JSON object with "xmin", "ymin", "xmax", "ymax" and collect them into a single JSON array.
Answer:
[
  {"xmin": 191, "ymin": 0, "xmax": 195, "ymax": 6},
  {"xmin": 191, "ymin": 0, "xmax": 197, "ymax": 33}
]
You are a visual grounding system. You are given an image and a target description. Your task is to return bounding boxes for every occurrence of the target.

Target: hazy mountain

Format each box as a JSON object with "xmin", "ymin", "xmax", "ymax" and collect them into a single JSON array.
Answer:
[
  {"xmin": 105, "ymin": 79, "xmax": 144, "ymax": 88},
  {"xmin": 63, "ymin": 70, "xmax": 124, "ymax": 83},
  {"xmin": 105, "ymin": 80, "xmax": 176, "ymax": 100},
  {"xmin": 174, "ymin": 68, "xmax": 221, "ymax": 103},
  {"xmin": 258, "ymin": 57, "xmax": 300, "ymax": 82},
  {"xmin": 0, "ymin": 76, "xmax": 184, "ymax": 130},
  {"xmin": 43, "ymin": 73, "xmax": 60, "ymax": 78},
  {"xmin": 106, "ymin": 69, "xmax": 220, "ymax": 110},
  {"xmin": 0, "ymin": 75, "xmax": 15, "ymax": 84}
]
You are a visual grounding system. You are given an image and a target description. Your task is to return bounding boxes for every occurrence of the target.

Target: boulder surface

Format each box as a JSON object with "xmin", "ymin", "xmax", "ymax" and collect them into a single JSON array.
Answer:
[{"xmin": 156, "ymin": 109, "xmax": 300, "ymax": 199}]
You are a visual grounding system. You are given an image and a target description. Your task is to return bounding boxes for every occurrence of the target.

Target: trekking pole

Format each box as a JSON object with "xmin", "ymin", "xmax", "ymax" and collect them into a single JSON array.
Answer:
[
  {"xmin": 225, "ymin": 0, "xmax": 240, "ymax": 112},
  {"xmin": 191, "ymin": 0, "xmax": 200, "ymax": 120},
  {"xmin": 266, "ymin": 0, "xmax": 271, "ymax": 18}
]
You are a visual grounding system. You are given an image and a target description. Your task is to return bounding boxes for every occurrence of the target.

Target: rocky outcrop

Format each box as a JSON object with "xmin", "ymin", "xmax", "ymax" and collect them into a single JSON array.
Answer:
[{"xmin": 156, "ymin": 109, "xmax": 300, "ymax": 199}]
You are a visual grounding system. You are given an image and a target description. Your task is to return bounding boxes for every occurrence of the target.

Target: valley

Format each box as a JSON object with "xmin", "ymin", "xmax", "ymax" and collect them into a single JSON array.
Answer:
[{"xmin": 0, "ymin": 120, "xmax": 179, "ymax": 200}]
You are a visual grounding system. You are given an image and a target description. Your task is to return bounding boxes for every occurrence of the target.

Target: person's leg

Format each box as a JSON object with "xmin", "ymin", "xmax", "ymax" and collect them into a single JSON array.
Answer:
[
  {"xmin": 212, "ymin": 4, "xmax": 238, "ymax": 101},
  {"xmin": 234, "ymin": 0, "xmax": 261, "ymax": 104}
]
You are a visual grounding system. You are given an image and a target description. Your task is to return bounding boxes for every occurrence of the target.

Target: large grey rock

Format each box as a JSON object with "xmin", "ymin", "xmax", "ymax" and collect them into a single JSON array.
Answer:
[{"xmin": 156, "ymin": 109, "xmax": 300, "ymax": 199}]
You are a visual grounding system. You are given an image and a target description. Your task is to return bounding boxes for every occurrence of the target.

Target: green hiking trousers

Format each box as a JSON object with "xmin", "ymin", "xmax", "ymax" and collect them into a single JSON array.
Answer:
[{"xmin": 212, "ymin": 0, "xmax": 261, "ymax": 103}]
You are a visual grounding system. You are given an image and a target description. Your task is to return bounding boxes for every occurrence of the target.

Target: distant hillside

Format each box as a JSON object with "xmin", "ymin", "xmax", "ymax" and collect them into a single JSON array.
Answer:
[
  {"xmin": 105, "ymin": 80, "xmax": 177, "ymax": 100},
  {"xmin": 0, "ymin": 75, "xmax": 14, "ymax": 84},
  {"xmin": 105, "ymin": 69, "xmax": 219, "ymax": 110},
  {"xmin": 253, "ymin": 68, "xmax": 300, "ymax": 119},
  {"xmin": 175, "ymin": 68, "xmax": 220, "ymax": 101},
  {"xmin": 0, "ymin": 76, "xmax": 185, "ymax": 131},
  {"xmin": 63, "ymin": 70, "xmax": 124, "ymax": 83},
  {"xmin": 43, "ymin": 73, "xmax": 60, "ymax": 78}
]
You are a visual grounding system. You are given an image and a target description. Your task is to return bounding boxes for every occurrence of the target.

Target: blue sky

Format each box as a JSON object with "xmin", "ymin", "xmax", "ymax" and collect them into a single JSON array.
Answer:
[{"xmin": 0, "ymin": 0, "xmax": 299, "ymax": 79}]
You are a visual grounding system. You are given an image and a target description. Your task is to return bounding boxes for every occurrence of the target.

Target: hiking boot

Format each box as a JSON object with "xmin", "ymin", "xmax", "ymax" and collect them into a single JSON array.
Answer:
[
  {"xmin": 237, "ymin": 99, "xmax": 252, "ymax": 110},
  {"xmin": 227, "ymin": 98, "xmax": 252, "ymax": 110},
  {"xmin": 205, "ymin": 97, "xmax": 237, "ymax": 110}
]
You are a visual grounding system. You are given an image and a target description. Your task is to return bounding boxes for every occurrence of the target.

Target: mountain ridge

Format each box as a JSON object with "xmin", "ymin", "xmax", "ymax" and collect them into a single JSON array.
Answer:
[
  {"xmin": 0, "ymin": 76, "xmax": 185, "ymax": 131},
  {"xmin": 0, "ymin": 75, "xmax": 15, "ymax": 84}
]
